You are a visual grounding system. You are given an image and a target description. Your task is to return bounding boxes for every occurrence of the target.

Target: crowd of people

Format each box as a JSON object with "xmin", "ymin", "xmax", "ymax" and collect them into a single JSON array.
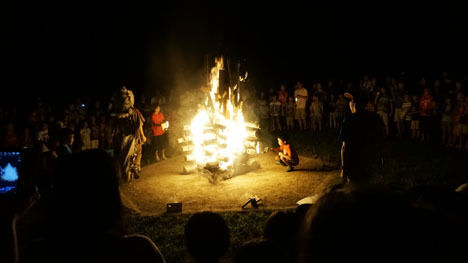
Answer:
[
  {"xmin": 0, "ymin": 71, "xmax": 467, "ymax": 262},
  {"xmin": 252, "ymin": 72, "xmax": 468, "ymax": 151},
  {"xmin": 1, "ymin": 72, "xmax": 467, "ymax": 172},
  {"xmin": 1, "ymin": 149, "xmax": 467, "ymax": 262},
  {"xmin": 0, "ymin": 87, "xmax": 172, "ymax": 186}
]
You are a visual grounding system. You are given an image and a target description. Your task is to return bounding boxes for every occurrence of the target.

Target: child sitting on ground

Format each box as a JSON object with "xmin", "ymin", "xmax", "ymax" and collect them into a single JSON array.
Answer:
[{"xmin": 271, "ymin": 134, "xmax": 299, "ymax": 172}]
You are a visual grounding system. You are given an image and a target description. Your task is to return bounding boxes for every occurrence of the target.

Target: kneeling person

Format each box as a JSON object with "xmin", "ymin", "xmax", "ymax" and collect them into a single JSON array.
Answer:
[{"xmin": 272, "ymin": 134, "xmax": 299, "ymax": 172}]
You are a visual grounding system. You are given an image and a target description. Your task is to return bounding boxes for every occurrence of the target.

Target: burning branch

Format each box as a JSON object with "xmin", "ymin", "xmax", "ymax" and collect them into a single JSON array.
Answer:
[{"xmin": 178, "ymin": 57, "xmax": 260, "ymax": 181}]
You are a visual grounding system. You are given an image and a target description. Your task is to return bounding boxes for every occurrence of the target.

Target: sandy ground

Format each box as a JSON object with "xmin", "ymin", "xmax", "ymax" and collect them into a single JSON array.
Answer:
[{"xmin": 120, "ymin": 152, "xmax": 340, "ymax": 216}]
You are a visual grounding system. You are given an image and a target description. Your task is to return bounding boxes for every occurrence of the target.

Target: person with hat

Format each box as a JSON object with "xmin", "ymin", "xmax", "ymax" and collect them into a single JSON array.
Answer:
[{"xmin": 339, "ymin": 92, "xmax": 385, "ymax": 185}]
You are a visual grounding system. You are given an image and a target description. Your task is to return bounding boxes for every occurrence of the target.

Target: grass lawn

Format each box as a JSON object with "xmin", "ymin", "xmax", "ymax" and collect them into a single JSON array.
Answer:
[
  {"xmin": 129, "ymin": 130, "xmax": 468, "ymax": 263},
  {"xmin": 127, "ymin": 210, "xmax": 276, "ymax": 263}
]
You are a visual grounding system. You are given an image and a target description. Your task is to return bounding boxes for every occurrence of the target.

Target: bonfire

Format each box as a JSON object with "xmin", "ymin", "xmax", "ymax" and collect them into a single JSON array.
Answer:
[{"xmin": 178, "ymin": 57, "xmax": 260, "ymax": 183}]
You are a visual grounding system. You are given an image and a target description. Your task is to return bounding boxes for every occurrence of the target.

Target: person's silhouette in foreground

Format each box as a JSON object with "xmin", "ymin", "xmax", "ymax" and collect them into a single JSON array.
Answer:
[
  {"xmin": 39, "ymin": 150, "xmax": 165, "ymax": 262},
  {"xmin": 185, "ymin": 212, "xmax": 230, "ymax": 263}
]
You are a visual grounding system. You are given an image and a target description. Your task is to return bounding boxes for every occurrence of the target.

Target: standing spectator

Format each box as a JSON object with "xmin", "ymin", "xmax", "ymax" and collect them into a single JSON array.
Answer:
[
  {"xmin": 257, "ymin": 92, "xmax": 269, "ymax": 131},
  {"xmin": 375, "ymin": 88, "xmax": 391, "ymax": 136},
  {"xmin": 440, "ymin": 96, "xmax": 453, "ymax": 146},
  {"xmin": 98, "ymin": 116, "xmax": 106, "ymax": 149},
  {"xmin": 309, "ymin": 95, "xmax": 323, "ymax": 133},
  {"xmin": 392, "ymin": 83, "xmax": 407, "ymax": 137},
  {"xmin": 285, "ymin": 97, "xmax": 295, "ymax": 131},
  {"xmin": 269, "ymin": 96, "xmax": 282, "ymax": 131},
  {"xmin": 104, "ymin": 118, "xmax": 114, "ymax": 155},
  {"xmin": 294, "ymin": 82, "xmax": 308, "ymax": 130},
  {"xmin": 339, "ymin": 92, "xmax": 385, "ymax": 185},
  {"xmin": 419, "ymin": 88, "xmax": 436, "ymax": 143},
  {"xmin": 419, "ymin": 77, "xmax": 427, "ymax": 94},
  {"xmin": 65, "ymin": 104, "xmax": 78, "ymax": 130},
  {"xmin": 89, "ymin": 116, "xmax": 99, "ymax": 149},
  {"xmin": 80, "ymin": 121, "xmax": 91, "ymax": 151},
  {"xmin": 409, "ymin": 96, "xmax": 420, "ymax": 141},
  {"xmin": 314, "ymin": 82, "xmax": 328, "ymax": 102},
  {"xmin": 92, "ymin": 100, "xmax": 104, "ymax": 119},
  {"xmin": 21, "ymin": 127, "xmax": 34, "ymax": 149},
  {"xmin": 26, "ymin": 111, "xmax": 40, "ymax": 132},
  {"xmin": 328, "ymin": 94, "xmax": 337, "ymax": 129},
  {"xmin": 3, "ymin": 123, "xmax": 18, "ymax": 148},
  {"xmin": 151, "ymin": 104, "xmax": 168, "ymax": 161},
  {"xmin": 36, "ymin": 122, "xmax": 50, "ymax": 153},
  {"xmin": 335, "ymin": 94, "xmax": 348, "ymax": 129},
  {"xmin": 455, "ymin": 97, "xmax": 468, "ymax": 149},
  {"xmin": 56, "ymin": 128, "xmax": 74, "ymax": 161},
  {"xmin": 400, "ymin": 94, "xmax": 412, "ymax": 138},
  {"xmin": 277, "ymin": 84, "xmax": 288, "ymax": 105},
  {"xmin": 327, "ymin": 79, "xmax": 336, "ymax": 96},
  {"xmin": 277, "ymin": 84, "xmax": 288, "ymax": 127}
]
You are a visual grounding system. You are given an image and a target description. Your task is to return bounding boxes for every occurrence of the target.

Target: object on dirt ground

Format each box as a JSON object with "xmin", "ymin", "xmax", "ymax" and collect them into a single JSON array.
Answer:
[
  {"xmin": 296, "ymin": 194, "xmax": 319, "ymax": 205},
  {"xmin": 166, "ymin": 202, "xmax": 182, "ymax": 213},
  {"xmin": 242, "ymin": 196, "xmax": 262, "ymax": 209}
]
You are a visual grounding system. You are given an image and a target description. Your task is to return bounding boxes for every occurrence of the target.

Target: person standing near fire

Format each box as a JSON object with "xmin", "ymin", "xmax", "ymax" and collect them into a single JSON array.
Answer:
[
  {"xmin": 111, "ymin": 85, "xmax": 146, "ymax": 181},
  {"xmin": 151, "ymin": 104, "xmax": 168, "ymax": 162},
  {"xmin": 294, "ymin": 82, "xmax": 308, "ymax": 130},
  {"xmin": 340, "ymin": 92, "xmax": 385, "ymax": 185}
]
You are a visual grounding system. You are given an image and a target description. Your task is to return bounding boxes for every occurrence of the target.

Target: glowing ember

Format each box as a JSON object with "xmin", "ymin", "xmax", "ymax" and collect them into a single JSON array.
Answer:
[{"xmin": 182, "ymin": 57, "xmax": 259, "ymax": 175}]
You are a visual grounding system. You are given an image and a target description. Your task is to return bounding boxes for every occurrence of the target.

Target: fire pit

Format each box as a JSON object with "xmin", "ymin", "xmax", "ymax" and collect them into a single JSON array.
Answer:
[{"xmin": 178, "ymin": 57, "xmax": 260, "ymax": 183}]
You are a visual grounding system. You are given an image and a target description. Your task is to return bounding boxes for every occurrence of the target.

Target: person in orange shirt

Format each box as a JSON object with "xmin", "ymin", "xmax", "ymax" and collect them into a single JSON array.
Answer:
[
  {"xmin": 271, "ymin": 134, "xmax": 299, "ymax": 172},
  {"xmin": 151, "ymin": 104, "xmax": 168, "ymax": 161}
]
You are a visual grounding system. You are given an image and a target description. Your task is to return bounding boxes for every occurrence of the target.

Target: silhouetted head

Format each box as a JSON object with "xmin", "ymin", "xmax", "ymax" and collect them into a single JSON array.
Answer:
[
  {"xmin": 344, "ymin": 92, "xmax": 368, "ymax": 113},
  {"xmin": 264, "ymin": 211, "xmax": 296, "ymax": 253},
  {"xmin": 58, "ymin": 128, "xmax": 74, "ymax": 146},
  {"xmin": 51, "ymin": 150, "xmax": 123, "ymax": 237},
  {"xmin": 185, "ymin": 212, "xmax": 230, "ymax": 263}
]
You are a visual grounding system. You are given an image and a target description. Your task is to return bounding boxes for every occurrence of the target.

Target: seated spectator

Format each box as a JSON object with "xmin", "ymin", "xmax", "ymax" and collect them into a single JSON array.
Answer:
[
  {"xmin": 296, "ymin": 186, "xmax": 468, "ymax": 262},
  {"xmin": 234, "ymin": 239, "xmax": 286, "ymax": 263},
  {"xmin": 263, "ymin": 211, "xmax": 296, "ymax": 259},
  {"xmin": 34, "ymin": 150, "xmax": 164, "ymax": 262},
  {"xmin": 185, "ymin": 212, "xmax": 230, "ymax": 263}
]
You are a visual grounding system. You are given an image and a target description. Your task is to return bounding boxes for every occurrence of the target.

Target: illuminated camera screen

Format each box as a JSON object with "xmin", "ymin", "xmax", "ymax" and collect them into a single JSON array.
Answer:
[{"xmin": 0, "ymin": 152, "xmax": 21, "ymax": 194}]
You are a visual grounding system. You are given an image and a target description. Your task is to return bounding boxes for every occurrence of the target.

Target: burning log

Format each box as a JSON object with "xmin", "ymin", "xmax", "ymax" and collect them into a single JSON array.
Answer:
[
  {"xmin": 177, "ymin": 136, "xmax": 193, "ymax": 144},
  {"xmin": 182, "ymin": 145, "xmax": 194, "ymax": 152}
]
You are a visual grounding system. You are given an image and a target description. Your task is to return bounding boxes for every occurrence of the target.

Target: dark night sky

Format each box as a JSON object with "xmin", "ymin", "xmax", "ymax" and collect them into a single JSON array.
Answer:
[{"xmin": 5, "ymin": 1, "xmax": 468, "ymax": 100}]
